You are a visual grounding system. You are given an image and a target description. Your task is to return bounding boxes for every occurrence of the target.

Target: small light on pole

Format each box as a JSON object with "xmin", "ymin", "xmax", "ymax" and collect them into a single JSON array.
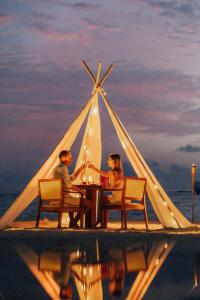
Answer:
[{"xmin": 192, "ymin": 164, "xmax": 197, "ymax": 222}]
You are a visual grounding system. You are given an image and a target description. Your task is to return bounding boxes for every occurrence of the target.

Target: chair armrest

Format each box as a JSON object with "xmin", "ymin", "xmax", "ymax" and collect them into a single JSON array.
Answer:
[
  {"xmin": 99, "ymin": 188, "xmax": 124, "ymax": 202},
  {"xmin": 100, "ymin": 188, "xmax": 124, "ymax": 193},
  {"xmin": 63, "ymin": 190, "xmax": 84, "ymax": 209},
  {"xmin": 64, "ymin": 190, "xmax": 83, "ymax": 195}
]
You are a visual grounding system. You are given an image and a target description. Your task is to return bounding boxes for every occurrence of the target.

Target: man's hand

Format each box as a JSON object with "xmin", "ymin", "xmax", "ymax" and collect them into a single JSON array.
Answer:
[
  {"xmin": 80, "ymin": 162, "xmax": 87, "ymax": 170},
  {"xmin": 74, "ymin": 162, "xmax": 87, "ymax": 178}
]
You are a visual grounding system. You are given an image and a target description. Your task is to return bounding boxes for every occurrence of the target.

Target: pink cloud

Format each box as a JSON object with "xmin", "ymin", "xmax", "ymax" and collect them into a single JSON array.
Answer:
[
  {"xmin": 0, "ymin": 15, "xmax": 10, "ymax": 24},
  {"xmin": 38, "ymin": 30, "xmax": 80, "ymax": 41},
  {"xmin": 109, "ymin": 79, "xmax": 200, "ymax": 100}
]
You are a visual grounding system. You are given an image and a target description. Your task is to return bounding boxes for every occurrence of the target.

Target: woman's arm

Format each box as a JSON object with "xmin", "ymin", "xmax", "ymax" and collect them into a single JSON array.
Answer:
[{"xmin": 88, "ymin": 164, "xmax": 109, "ymax": 177}]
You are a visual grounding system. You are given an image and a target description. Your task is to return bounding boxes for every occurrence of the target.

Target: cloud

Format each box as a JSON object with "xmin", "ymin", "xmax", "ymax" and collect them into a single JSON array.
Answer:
[
  {"xmin": 67, "ymin": 2, "xmax": 101, "ymax": 10},
  {"xmin": 176, "ymin": 144, "xmax": 200, "ymax": 153},
  {"xmin": 41, "ymin": 0, "xmax": 101, "ymax": 10},
  {"xmin": 105, "ymin": 65, "xmax": 200, "ymax": 136},
  {"xmin": 81, "ymin": 17, "xmax": 119, "ymax": 33},
  {"xmin": 30, "ymin": 11, "xmax": 57, "ymax": 22},
  {"xmin": 37, "ymin": 29, "xmax": 80, "ymax": 41},
  {"xmin": 140, "ymin": 0, "xmax": 198, "ymax": 17},
  {"xmin": 0, "ymin": 13, "xmax": 10, "ymax": 24}
]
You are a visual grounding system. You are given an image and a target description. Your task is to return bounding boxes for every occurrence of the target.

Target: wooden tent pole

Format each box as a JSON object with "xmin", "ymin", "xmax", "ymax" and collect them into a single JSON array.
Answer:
[
  {"xmin": 96, "ymin": 62, "xmax": 102, "ymax": 86},
  {"xmin": 82, "ymin": 60, "xmax": 96, "ymax": 83},
  {"xmin": 99, "ymin": 64, "xmax": 114, "ymax": 86}
]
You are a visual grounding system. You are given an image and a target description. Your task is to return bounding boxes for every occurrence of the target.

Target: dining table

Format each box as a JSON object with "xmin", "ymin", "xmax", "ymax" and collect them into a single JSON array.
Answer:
[{"xmin": 76, "ymin": 183, "xmax": 103, "ymax": 228}]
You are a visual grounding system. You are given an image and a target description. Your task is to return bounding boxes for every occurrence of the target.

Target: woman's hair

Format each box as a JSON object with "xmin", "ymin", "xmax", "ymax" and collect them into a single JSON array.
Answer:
[{"xmin": 109, "ymin": 153, "xmax": 123, "ymax": 178}]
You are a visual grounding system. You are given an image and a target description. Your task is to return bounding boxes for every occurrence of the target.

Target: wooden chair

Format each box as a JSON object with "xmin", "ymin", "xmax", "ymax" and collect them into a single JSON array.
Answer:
[
  {"xmin": 101, "ymin": 177, "xmax": 148, "ymax": 230},
  {"xmin": 36, "ymin": 178, "xmax": 84, "ymax": 228}
]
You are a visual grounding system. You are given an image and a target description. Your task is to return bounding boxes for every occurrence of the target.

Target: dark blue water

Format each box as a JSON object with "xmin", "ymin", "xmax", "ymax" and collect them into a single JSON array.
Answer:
[{"xmin": 1, "ymin": 191, "xmax": 200, "ymax": 223}]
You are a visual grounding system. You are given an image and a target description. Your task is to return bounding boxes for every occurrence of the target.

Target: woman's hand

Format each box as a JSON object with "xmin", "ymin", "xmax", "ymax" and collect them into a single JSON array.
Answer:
[{"xmin": 87, "ymin": 161, "xmax": 94, "ymax": 169}]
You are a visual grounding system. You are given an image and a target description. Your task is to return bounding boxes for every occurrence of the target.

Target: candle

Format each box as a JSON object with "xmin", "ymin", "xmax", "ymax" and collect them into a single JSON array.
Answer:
[
  {"xmin": 82, "ymin": 176, "xmax": 86, "ymax": 184},
  {"xmin": 88, "ymin": 176, "xmax": 92, "ymax": 184}
]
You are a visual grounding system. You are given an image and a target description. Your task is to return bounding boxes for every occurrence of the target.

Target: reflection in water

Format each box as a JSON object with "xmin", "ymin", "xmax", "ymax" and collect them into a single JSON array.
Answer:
[
  {"xmin": 191, "ymin": 252, "xmax": 200, "ymax": 293},
  {"xmin": 16, "ymin": 238, "xmax": 175, "ymax": 300}
]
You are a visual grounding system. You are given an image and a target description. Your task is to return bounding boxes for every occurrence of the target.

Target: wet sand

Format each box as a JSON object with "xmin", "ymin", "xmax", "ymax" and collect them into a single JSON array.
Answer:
[{"xmin": 2, "ymin": 219, "xmax": 200, "ymax": 235}]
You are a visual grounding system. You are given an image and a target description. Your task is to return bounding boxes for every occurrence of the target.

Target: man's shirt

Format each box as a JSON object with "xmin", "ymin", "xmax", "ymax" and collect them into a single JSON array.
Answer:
[{"xmin": 53, "ymin": 163, "xmax": 75, "ymax": 191}]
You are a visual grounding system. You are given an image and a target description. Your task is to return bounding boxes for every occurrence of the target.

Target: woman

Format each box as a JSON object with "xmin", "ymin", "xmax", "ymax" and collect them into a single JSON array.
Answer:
[
  {"xmin": 88, "ymin": 154, "xmax": 124, "ymax": 227},
  {"xmin": 88, "ymin": 153, "xmax": 124, "ymax": 203}
]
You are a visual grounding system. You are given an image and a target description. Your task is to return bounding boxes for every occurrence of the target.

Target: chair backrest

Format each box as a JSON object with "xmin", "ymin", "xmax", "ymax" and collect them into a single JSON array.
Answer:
[
  {"xmin": 38, "ymin": 178, "xmax": 63, "ymax": 201},
  {"xmin": 124, "ymin": 177, "xmax": 147, "ymax": 202},
  {"xmin": 126, "ymin": 249, "xmax": 147, "ymax": 272},
  {"xmin": 39, "ymin": 251, "xmax": 62, "ymax": 272}
]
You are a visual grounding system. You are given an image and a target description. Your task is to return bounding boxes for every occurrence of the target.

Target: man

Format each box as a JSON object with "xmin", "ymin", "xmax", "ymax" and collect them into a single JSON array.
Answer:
[{"xmin": 53, "ymin": 150, "xmax": 90, "ymax": 227}]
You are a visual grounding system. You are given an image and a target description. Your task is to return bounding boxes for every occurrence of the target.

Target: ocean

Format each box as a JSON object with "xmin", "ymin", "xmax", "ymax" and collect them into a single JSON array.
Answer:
[{"xmin": 0, "ymin": 191, "xmax": 199, "ymax": 223}]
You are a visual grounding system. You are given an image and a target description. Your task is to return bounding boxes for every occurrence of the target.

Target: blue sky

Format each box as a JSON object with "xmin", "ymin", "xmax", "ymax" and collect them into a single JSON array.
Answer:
[{"xmin": 1, "ymin": 0, "xmax": 200, "ymax": 191}]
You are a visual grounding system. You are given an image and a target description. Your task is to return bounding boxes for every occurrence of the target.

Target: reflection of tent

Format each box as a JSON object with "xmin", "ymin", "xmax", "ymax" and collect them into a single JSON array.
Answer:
[
  {"xmin": 72, "ymin": 264, "xmax": 103, "ymax": 300},
  {"xmin": 127, "ymin": 240, "xmax": 175, "ymax": 300},
  {"xmin": 0, "ymin": 61, "xmax": 191, "ymax": 229},
  {"xmin": 17, "ymin": 246, "xmax": 61, "ymax": 300},
  {"xmin": 16, "ymin": 239, "xmax": 175, "ymax": 300},
  {"xmin": 17, "ymin": 245, "xmax": 103, "ymax": 300}
]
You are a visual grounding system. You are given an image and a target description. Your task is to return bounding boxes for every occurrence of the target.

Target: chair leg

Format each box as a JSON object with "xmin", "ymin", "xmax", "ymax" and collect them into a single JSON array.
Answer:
[
  {"xmin": 121, "ymin": 211, "xmax": 124, "ymax": 229},
  {"xmin": 36, "ymin": 209, "xmax": 41, "ymax": 228},
  {"xmin": 124, "ymin": 210, "xmax": 127, "ymax": 229},
  {"xmin": 80, "ymin": 210, "xmax": 84, "ymax": 228},
  {"xmin": 144, "ymin": 209, "xmax": 149, "ymax": 231},
  {"xmin": 102, "ymin": 210, "xmax": 108, "ymax": 229},
  {"xmin": 58, "ymin": 212, "xmax": 62, "ymax": 228}
]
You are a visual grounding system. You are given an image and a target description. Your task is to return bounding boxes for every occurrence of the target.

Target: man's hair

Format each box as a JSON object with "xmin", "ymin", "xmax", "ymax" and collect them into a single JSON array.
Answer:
[{"xmin": 59, "ymin": 150, "xmax": 71, "ymax": 160}]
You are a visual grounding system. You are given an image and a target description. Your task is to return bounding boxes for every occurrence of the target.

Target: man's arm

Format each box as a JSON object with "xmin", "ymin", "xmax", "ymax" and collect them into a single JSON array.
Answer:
[
  {"xmin": 62, "ymin": 166, "xmax": 85, "ymax": 194},
  {"xmin": 70, "ymin": 163, "xmax": 86, "ymax": 182}
]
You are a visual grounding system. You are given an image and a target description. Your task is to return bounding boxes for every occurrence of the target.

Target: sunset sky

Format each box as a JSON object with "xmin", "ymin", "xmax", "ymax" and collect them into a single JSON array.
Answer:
[{"xmin": 1, "ymin": 0, "xmax": 200, "ymax": 191}]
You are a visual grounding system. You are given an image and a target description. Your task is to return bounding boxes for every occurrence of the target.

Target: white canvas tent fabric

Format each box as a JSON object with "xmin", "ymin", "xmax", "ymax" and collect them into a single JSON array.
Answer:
[
  {"xmin": 0, "ymin": 95, "xmax": 94, "ymax": 228},
  {"xmin": 0, "ymin": 62, "xmax": 192, "ymax": 229},
  {"xmin": 74, "ymin": 92, "xmax": 102, "ymax": 185},
  {"xmin": 100, "ymin": 90, "xmax": 191, "ymax": 228}
]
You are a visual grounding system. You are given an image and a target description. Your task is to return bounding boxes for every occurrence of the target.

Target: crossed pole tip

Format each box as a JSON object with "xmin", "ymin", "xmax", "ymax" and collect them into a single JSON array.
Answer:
[{"xmin": 82, "ymin": 60, "xmax": 114, "ymax": 88}]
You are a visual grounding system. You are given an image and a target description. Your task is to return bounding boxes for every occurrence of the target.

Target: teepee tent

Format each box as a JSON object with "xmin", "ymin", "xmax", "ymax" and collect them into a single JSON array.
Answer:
[{"xmin": 0, "ymin": 61, "xmax": 192, "ymax": 229}]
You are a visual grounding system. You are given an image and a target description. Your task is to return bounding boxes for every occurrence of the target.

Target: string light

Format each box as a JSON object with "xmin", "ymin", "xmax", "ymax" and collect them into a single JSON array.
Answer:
[
  {"xmin": 154, "ymin": 185, "xmax": 158, "ymax": 190},
  {"xmin": 155, "ymin": 258, "xmax": 159, "ymax": 266},
  {"xmin": 83, "ymin": 267, "xmax": 87, "ymax": 276},
  {"xmin": 163, "ymin": 201, "xmax": 167, "ymax": 206},
  {"xmin": 89, "ymin": 266, "xmax": 93, "ymax": 276},
  {"xmin": 86, "ymin": 149, "xmax": 90, "ymax": 155},
  {"xmin": 122, "ymin": 142, "xmax": 126, "ymax": 149},
  {"xmin": 164, "ymin": 243, "xmax": 168, "ymax": 249},
  {"xmin": 92, "ymin": 108, "xmax": 98, "ymax": 115}
]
